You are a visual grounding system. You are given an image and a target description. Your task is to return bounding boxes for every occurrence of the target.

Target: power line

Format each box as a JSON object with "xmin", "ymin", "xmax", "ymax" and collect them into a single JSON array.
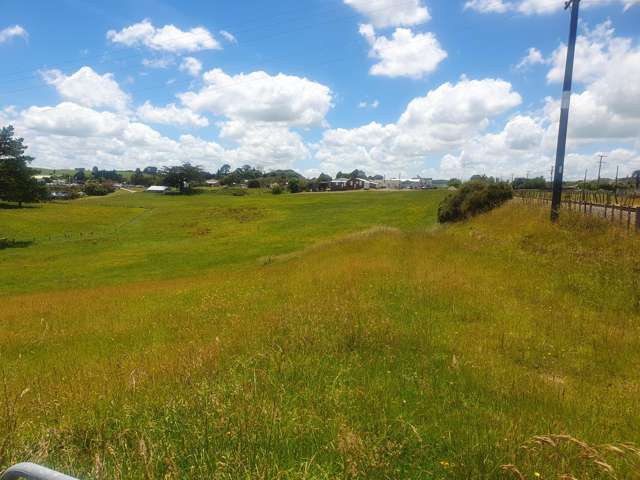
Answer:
[
  {"xmin": 0, "ymin": 36, "xmax": 367, "ymax": 101},
  {"xmin": 0, "ymin": 0, "xmax": 420, "ymax": 86}
]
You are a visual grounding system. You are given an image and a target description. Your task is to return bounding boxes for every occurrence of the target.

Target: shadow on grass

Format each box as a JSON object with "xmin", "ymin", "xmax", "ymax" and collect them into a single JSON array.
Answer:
[
  {"xmin": 0, "ymin": 203, "xmax": 39, "ymax": 209},
  {"xmin": 0, "ymin": 239, "xmax": 34, "ymax": 249}
]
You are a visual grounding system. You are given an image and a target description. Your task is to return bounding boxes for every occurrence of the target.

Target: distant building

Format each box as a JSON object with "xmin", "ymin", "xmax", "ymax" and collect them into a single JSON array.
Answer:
[
  {"xmin": 145, "ymin": 186, "xmax": 169, "ymax": 193},
  {"xmin": 350, "ymin": 178, "xmax": 379, "ymax": 190},
  {"xmin": 206, "ymin": 179, "xmax": 220, "ymax": 187},
  {"xmin": 330, "ymin": 178, "xmax": 379, "ymax": 191},
  {"xmin": 32, "ymin": 175, "xmax": 51, "ymax": 183},
  {"xmin": 330, "ymin": 178, "xmax": 349, "ymax": 191},
  {"xmin": 382, "ymin": 177, "xmax": 432, "ymax": 189}
]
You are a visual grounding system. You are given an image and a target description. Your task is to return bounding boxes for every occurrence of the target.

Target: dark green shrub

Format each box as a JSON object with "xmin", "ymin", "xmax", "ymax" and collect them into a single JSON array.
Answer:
[
  {"xmin": 288, "ymin": 178, "xmax": 301, "ymax": 193},
  {"xmin": 271, "ymin": 184, "xmax": 283, "ymax": 195},
  {"xmin": 84, "ymin": 181, "xmax": 115, "ymax": 196},
  {"xmin": 438, "ymin": 180, "xmax": 513, "ymax": 223},
  {"xmin": 247, "ymin": 179, "xmax": 261, "ymax": 189}
]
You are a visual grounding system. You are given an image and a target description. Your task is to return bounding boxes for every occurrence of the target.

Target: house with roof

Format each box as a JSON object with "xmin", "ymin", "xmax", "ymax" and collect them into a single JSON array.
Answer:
[
  {"xmin": 330, "ymin": 178, "xmax": 350, "ymax": 191},
  {"xmin": 330, "ymin": 177, "xmax": 379, "ymax": 191},
  {"xmin": 145, "ymin": 185, "xmax": 169, "ymax": 194}
]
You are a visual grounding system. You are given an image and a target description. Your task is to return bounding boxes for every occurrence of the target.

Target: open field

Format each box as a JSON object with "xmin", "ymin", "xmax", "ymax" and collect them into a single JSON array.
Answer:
[
  {"xmin": 1, "ymin": 191, "xmax": 640, "ymax": 479},
  {"xmin": 0, "ymin": 189, "xmax": 444, "ymax": 295}
]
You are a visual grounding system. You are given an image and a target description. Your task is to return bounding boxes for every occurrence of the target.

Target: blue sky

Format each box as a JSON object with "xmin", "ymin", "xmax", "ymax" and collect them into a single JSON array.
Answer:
[{"xmin": 0, "ymin": 0, "xmax": 638, "ymax": 179}]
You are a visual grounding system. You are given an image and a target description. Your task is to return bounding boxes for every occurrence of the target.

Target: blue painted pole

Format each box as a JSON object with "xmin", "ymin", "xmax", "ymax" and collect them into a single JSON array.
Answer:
[{"xmin": 551, "ymin": 0, "xmax": 581, "ymax": 222}]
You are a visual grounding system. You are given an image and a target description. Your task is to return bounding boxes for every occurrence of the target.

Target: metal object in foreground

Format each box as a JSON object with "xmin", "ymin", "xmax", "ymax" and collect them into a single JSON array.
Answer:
[
  {"xmin": 0, "ymin": 463, "xmax": 79, "ymax": 480},
  {"xmin": 550, "ymin": 0, "xmax": 581, "ymax": 222}
]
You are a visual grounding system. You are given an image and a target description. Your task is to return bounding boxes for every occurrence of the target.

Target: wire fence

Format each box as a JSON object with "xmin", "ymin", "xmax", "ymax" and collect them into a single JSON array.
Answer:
[{"xmin": 513, "ymin": 189, "xmax": 640, "ymax": 233}]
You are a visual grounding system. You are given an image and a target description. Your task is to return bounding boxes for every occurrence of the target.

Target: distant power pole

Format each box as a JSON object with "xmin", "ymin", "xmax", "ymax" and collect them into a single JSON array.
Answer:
[
  {"xmin": 596, "ymin": 154, "xmax": 608, "ymax": 188},
  {"xmin": 550, "ymin": 166, "xmax": 555, "ymax": 184},
  {"xmin": 551, "ymin": 0, "xmax": 581, "ymax": 222}
]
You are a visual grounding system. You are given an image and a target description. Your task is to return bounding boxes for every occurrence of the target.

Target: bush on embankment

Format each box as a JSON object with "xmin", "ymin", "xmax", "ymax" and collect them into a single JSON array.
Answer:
[{"xmin": 438, "ymin": 180, "xmax": 513, "ymax": 223}]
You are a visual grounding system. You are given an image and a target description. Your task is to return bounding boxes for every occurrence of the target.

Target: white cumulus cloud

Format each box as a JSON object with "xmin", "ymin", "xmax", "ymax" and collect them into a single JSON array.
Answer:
[
  {"xmin": 315, "ymin": 77, "xmax": 522, "ymax": 175},
  {"xmin": 359, "ymin": 24, "xmax": 447, "ymax": 79},
  {"xmin": 179, "ymin": 57, "xmax": 203, "ymax": 76},
  {"xmin": 41, "ymin": 66, "xmax": 130, "ymax": 112},
  {"xmin": 0, "ymin": 25, "xmax": 28, "ymax": 44},
  {"xmin": 464, "ymin": 0, "xmax": 510, "ymax": 13},
  {"xmin": 466, "ymin": 0, "xmax": 639, "ymax": 14},
  {"xmin": 343, "ymin": 0, "xmax": 430, "ymax": 28},
  {"xmin": 136, "ymin": 102, "xmax": 209, "ymax": 128},
  {"xmin": 219, "ymin": 30, "xmax": 237, "ymax": 44},
  {"xmin": 515, "ymin": 47, "xmax": 547, "ymax": 70},
  {"xmin": 20, "ymin": 102, "xmax": 129, "ymax": 138},
  {"xmin": 179, "ymin": 69, "xmax": 333, "ymax": 127},
  {"xmin": 107, "ymin": 19, "xmax": 220, "ymax": 53},
  {"xmin": 430, "ymin": 21, "xmax": 640, "ymax": 180},
  {"xmin": 219, "ymin": 120, "xmax": 309, "ymax": 169}
]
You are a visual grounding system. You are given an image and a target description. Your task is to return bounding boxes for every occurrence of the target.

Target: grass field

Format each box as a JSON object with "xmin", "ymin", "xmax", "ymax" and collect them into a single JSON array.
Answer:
[{"xmin": 1, "ymin": 189, "xmax": 640, "ymax": 479}]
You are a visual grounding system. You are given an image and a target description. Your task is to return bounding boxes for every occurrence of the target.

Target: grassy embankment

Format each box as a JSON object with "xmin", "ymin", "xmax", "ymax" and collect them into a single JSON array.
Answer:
[{"xmin": 1, "ymin": 189, "xmax": 639, "ymax": 479}]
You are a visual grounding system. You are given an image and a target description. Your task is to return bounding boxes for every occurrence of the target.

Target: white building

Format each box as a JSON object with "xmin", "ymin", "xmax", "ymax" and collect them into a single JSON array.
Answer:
[{"xmin": 145, "ymin": 186, "xmax": 169, "ymax": 193}]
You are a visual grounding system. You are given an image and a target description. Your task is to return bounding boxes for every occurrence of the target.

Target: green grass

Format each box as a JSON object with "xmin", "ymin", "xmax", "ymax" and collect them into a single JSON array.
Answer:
[
  {"xmin": 1, "ymin": 191, "xmax": 639, "ymax": 479},
  {"xmin": 0, "ymin": 189, "xmax": 444, "ymax": 295}
]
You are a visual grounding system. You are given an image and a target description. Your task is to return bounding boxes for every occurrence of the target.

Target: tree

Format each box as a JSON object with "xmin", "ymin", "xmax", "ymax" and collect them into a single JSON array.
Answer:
[
  {"xmin": 143, "ymin": 166, "xmax": 158, "ymax": 175},
  {"xmin": 92, "ymin": 169, "xmax": 122, "ymax": 182},
  {"xmin": 84, "ymin": 181, "xmax": 115, "ymax": 196},
  {"xmin": 162, "ymin": 163, "xmax": 206, "ymax": 193},
  {"xmin": 350, "ymin": 169, "xmax": 367, "ymax": 179},
  {"xmin": 0, "ymin": 126, "xmax": 46, "ymax": 207},
  {"xmin": 91, "ymin": 166, "xmax": 99, "ymax": 178},
  {"xmin": 633, "ymin": 170, "xmax": 640, "ymax": 190},
  {"xmin": 448, "ymin": 178, "xmax": 462, "ymax": 188},
  {"xmin": 130, "ymin": 168, "xmax": 145, "ymax": 186},
  {"xmin": 288, "ymin": 178, "xmax": 302, "ymax": 193},
  {"xmin": 317, "ymin": 173, "xmax": 332, "ymax": 182},
  {"xmin": 512, "ymin": 176, "xmax": 546, "ymax": 190},
  {"xmin": 74, "ymin": 168, "xmax": 86, "ymax": 183},
  {"xmin": 216, "ymin": 164, "xmax": 231, "ymax": 178},
  {"xmin": 469, "ymin": 174, "xmax": 497, "ymax": 183}
]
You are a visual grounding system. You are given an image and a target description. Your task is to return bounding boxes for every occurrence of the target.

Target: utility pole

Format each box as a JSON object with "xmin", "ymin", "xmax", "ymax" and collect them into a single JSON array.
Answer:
[
  {"xmin": 550, "ymin": 166, "xmax": 555, "ymax": 185},
  {"xmin": 551, "ymin": 0, "xmax": 581, "ymax": 222},
  {"xmin": 596, "ymin": 153, "xmax": 607, "ymax": 188}
]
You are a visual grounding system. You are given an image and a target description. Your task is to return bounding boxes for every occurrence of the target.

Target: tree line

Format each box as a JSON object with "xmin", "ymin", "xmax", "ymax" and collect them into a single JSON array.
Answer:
[{"xmin": 2, "ymin": 124, "xmax": 639, "ymax": 206}]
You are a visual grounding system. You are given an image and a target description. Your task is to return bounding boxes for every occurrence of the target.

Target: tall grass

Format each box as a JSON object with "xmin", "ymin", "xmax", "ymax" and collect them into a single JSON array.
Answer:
[{"xmin": 1, "ymin": 198, "xmax": 639, "ymax": 478}]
